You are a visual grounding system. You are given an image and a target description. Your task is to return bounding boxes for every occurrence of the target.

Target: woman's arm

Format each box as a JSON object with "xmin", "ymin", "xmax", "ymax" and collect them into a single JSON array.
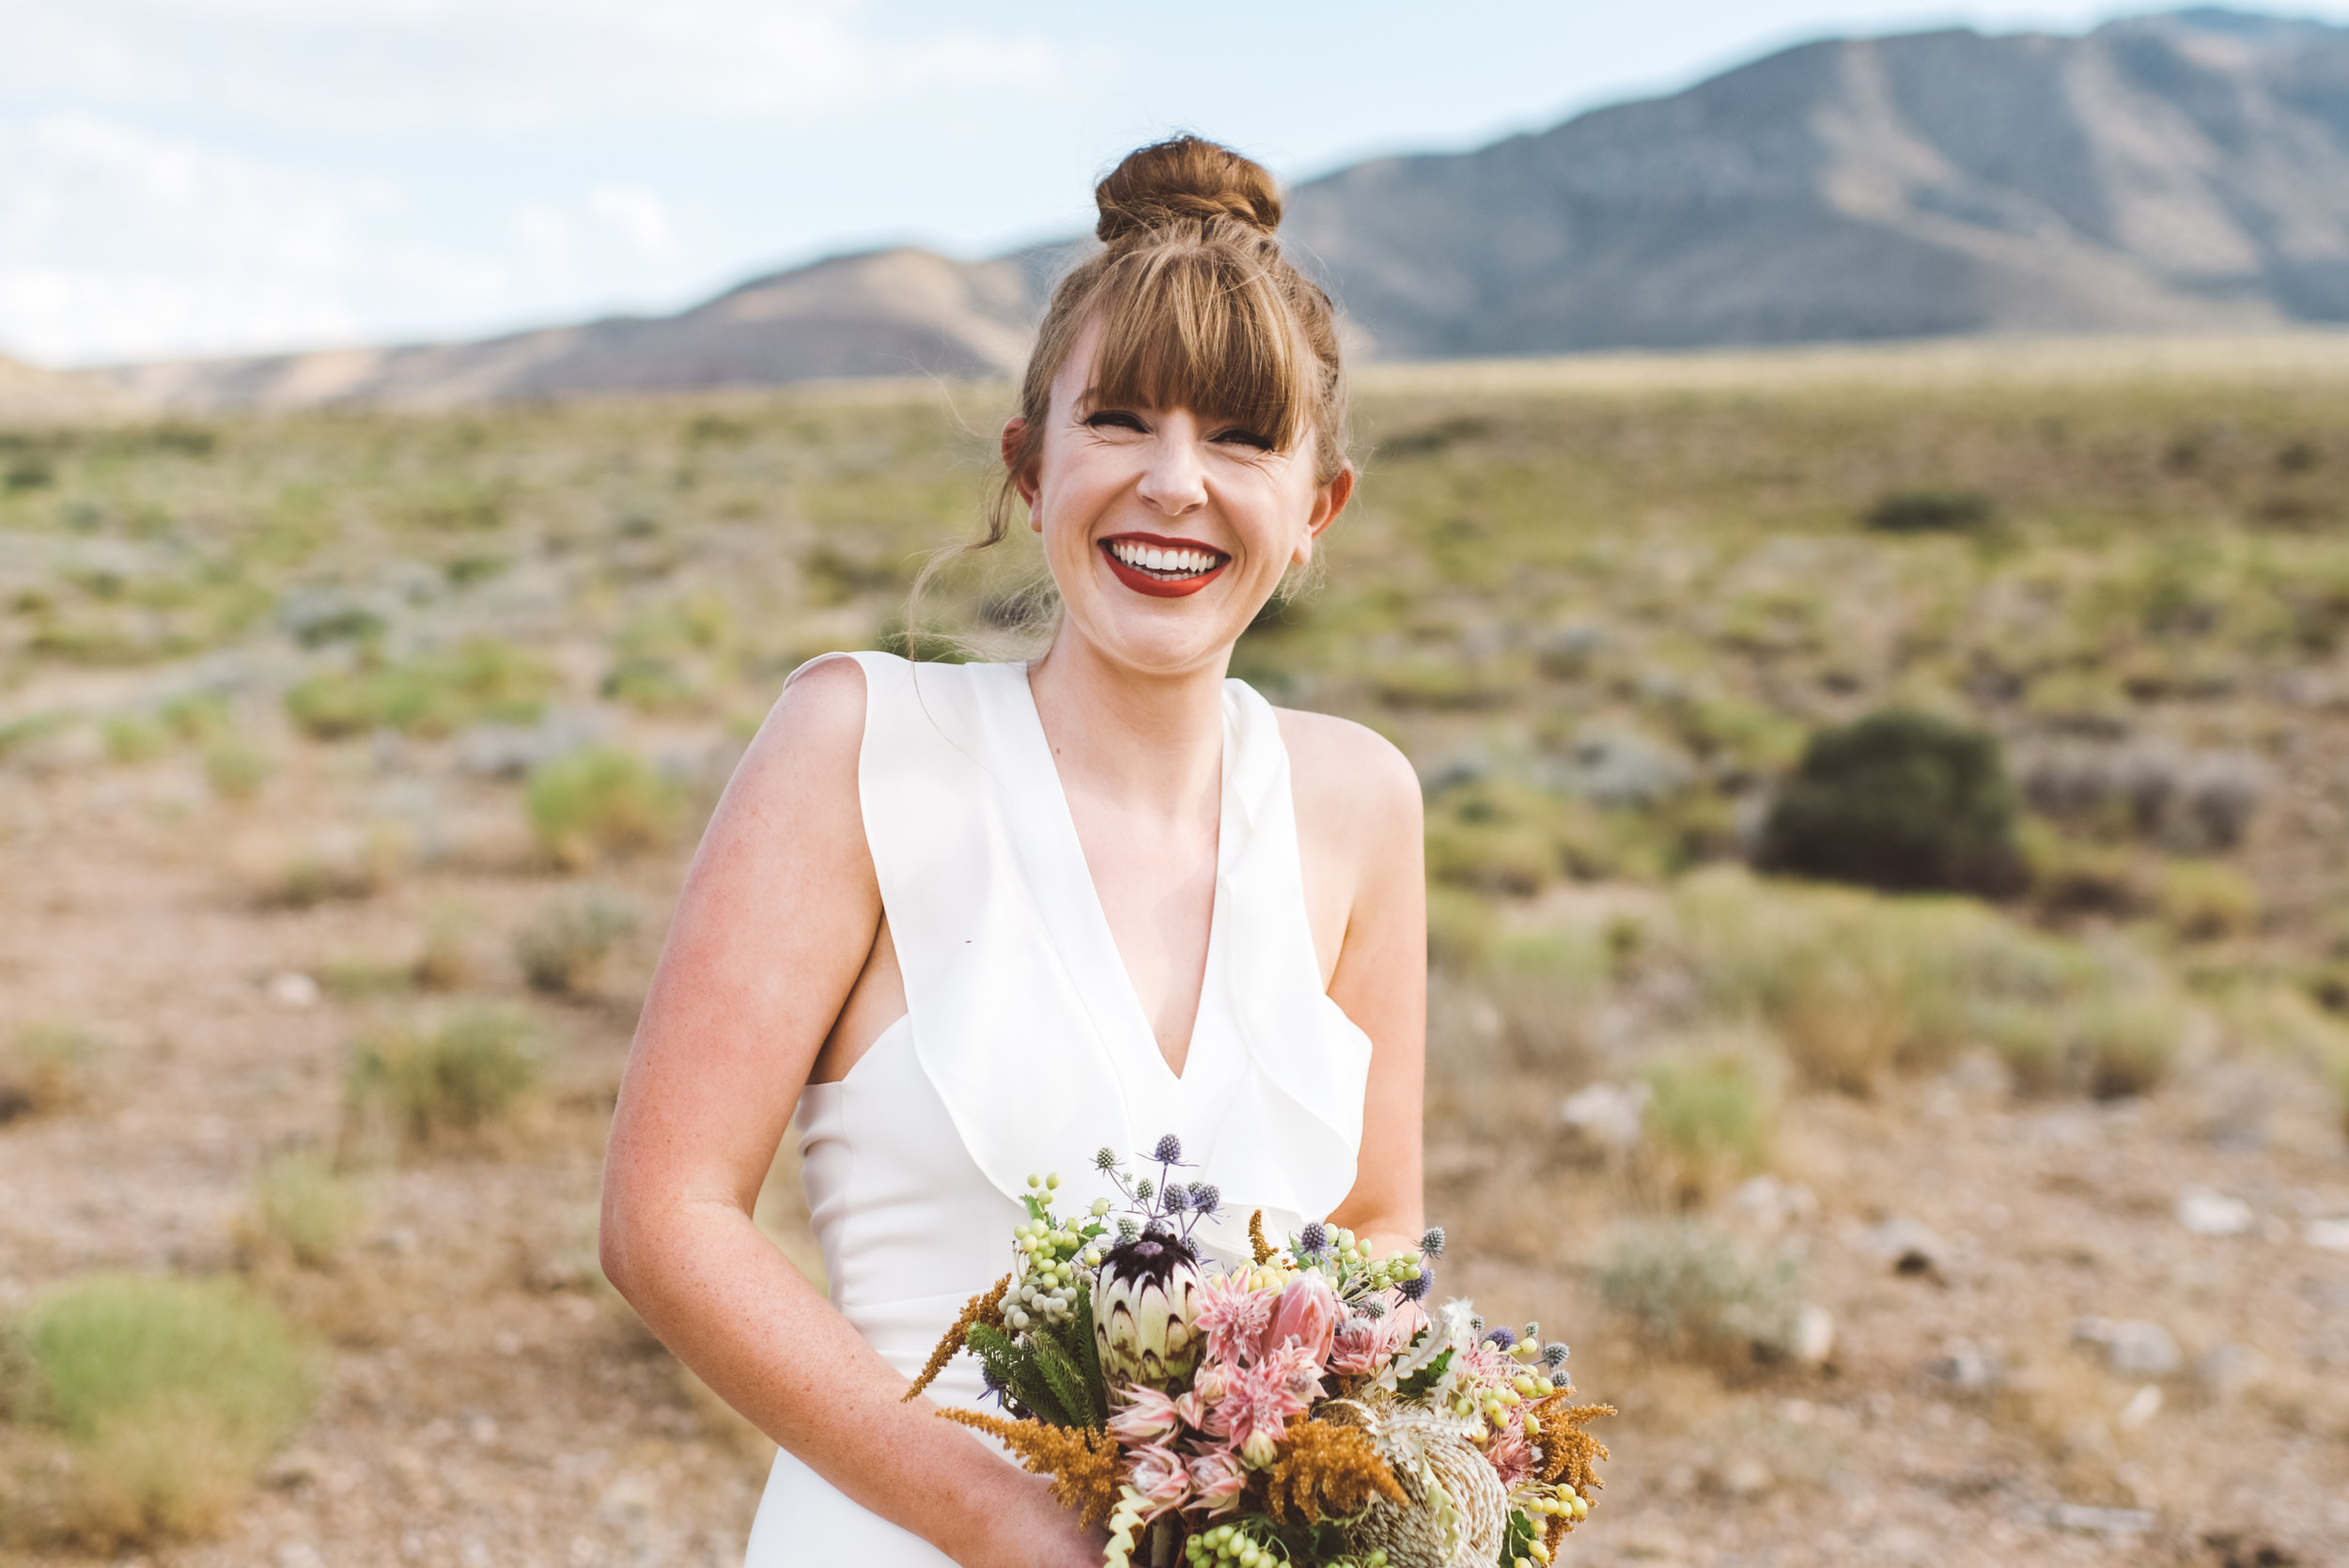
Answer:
[
  {"xmin": 599, "ymin": 658, "xmax": 1093, "ymax": 1568},
  {"xmin": 1280, "ymin": 710, "xmax": 1427, "ymax": 1260}
]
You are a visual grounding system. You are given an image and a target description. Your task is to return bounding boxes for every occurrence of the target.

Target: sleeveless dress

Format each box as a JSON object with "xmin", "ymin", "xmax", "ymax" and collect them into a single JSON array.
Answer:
[{"xmin": 741, "ymin": 652, "xmax": 1374, "ymax": 1567}]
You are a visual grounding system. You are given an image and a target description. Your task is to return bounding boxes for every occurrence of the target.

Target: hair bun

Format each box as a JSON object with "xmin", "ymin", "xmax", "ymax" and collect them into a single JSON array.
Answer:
[{"xmin": 1094, "ymin": 135, "xmax": 1282, "ymax": 244}]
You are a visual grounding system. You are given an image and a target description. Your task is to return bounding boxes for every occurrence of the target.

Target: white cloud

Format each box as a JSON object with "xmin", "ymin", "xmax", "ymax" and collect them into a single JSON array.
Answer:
[
  {"xmin": 590, "ymin": 186, "xmax": 678, "ymax": 261},
  {"xmin": 0, "ymin": 113, "xmax": 509, "ymax": 363},
  {"xmin": 0, "ymin": 2, "xmax": 1078, "ymax": 132}
]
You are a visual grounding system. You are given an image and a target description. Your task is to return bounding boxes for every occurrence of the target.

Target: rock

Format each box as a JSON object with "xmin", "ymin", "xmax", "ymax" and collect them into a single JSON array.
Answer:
[
  {"xmin": 265, "ymin": 970, "xmax": 320, "ymax": 1010},
  {"xmin": 2115, "ymin": 1384, "xmax": 2162, "ymax": 1433},
  {"xmin": 2177, "ymin": 1188, "xmax": 2254, "ymax": 1236},
  {"xmin": 2073, "ymin": 1317, "xmax": 2181, "ymax": 1376},
  {"xmin": 1731, "ymin": 1175, "xmax": 1819, "ymax": 1236},
  {"xmin": 1557, "ymin": 1080, "xmax": 1649, "ymax": 1150},
  {"xmin": 1930, "ymin": 1335, "xmax": 2000, "ymax": 1390},
  {"xmin": 2305, "ymin": 1218, "xmax": 2349, "ymax": 1253},
  {"xmin": 1719, "ymin": 1456, "xmax": 1775, "ymax": 1497},
  {"xmin": 2049, "ymin": 1504, "xmax": 2155, "ymax": 1536},
  {"xmin": 1793, "ymin": 1304, "xmax": 1836, "ymax": 1366},
  {"xmin": 2197, "ymin": 1343, "xmax": 2269, "ymax": 1403},
  {"xmin": 1866, "ymin": 1217, "xmax": 1948, "ymax": 1277}
]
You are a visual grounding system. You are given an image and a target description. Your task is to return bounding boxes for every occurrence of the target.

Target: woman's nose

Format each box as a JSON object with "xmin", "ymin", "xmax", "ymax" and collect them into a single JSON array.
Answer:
[{"xmin": 1135, "ymin": 433, "xmax": 1207, "ymax": 515}]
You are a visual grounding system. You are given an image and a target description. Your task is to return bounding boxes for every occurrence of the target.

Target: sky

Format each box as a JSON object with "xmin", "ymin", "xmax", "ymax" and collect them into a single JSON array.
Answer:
[{"xmin": 4, "ymin": 1, "xmax": 2345, "ymax": 367}]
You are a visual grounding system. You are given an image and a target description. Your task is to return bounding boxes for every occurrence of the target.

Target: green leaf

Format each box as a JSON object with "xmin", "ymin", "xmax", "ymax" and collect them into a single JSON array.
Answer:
[
  {"xmin": 1395, "ymin": 1346, "xmax": 1453, "ymax": 1401},
  {"xmin": 966, "ymin": 1323, "xmax": 1072, "ymax": 1427},
  {"xmin": 1069, "ymin": 1283, "xmax": 1108, "ymax": 1420}
]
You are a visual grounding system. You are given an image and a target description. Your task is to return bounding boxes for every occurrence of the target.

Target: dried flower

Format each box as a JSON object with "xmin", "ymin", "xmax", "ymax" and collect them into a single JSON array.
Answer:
[
  {"xmin": 939, "ymin": 1410, "xmax": 1124, "ymax": 1528},
  {"xmin": 903, "ymin": 1274, "xmax": 1008, "ymax": 1402},
  {"xmin": 1264, "ymin": 1419, "xmax": 1408, "ymax": 1525},
  {"xmin": 1248, "ymin": 1209, "xmax": 1276, "ymax": 1265}
]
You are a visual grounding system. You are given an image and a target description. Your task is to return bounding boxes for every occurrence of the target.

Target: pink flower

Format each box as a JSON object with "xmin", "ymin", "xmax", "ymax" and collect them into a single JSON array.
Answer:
[
  {"xmin": 1376, "ymin": 1298, "xmax": 1430, "ymax": 1361},
  {"xmin": 1329, "ymin": 1315, "xmax": 1383, "ymax": 1375},
  {"xmin": 1188, "ymin": 1452, "xmax": 1247, "ymax": 1515},
  {"xmin": 1192, "ymin": 1270, "xmax": 1275, "ymax": 1365},
  {"xmin": 1486, "ymin": 1429, "xmax": 1537, "ymax": 1491},
  {"xmin": 1268, "ymin": 1273, "xmax": 1339, "ymax": 1364},
  {"xmin": 1127, "ymin": 1443, "xmax": 1191, "ymax": 1519},
  {"xmin": 1172, "ymin": 1389, "xmax": 1211, "ymax": 1431},
  {"xmin": 1216, "ymin": 1343, "xmax": 1321, "ymax": 1467},
  {"xmin": 1108, "ymin": 1386, "xmax": 1181, "ymax": 1445}
]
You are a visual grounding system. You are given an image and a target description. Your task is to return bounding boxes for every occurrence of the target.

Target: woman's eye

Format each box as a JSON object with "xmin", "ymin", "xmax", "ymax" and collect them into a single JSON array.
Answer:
[
  {"xmin": 1213, "ymin": 427, "xmax": 1275, "ymax": 451},
  {"xmin": 1083, "ymin": 410, "xmax": 1147, "ymax": 433}
]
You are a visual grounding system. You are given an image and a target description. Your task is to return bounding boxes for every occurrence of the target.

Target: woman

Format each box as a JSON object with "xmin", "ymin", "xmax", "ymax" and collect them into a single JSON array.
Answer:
[{"xmin": 599, "ymin": 136, "xmax": 1426, "ymax": 1568}]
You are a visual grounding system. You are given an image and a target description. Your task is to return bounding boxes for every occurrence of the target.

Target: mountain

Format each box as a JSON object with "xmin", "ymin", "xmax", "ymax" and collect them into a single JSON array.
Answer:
[
  {"xmin": 1282, "ymin": 7, "xmax": 2349, "ymax": 355},
  {"xmin": 101, "ymin": 247, "xmax": 1043, "ymax": 412},
  {"xmin": 0, "ymin": 353, "xmax": 133, "ymax": 424},
  {"xmin": 85, "ymin": 8, "xmax": 2349, "ymax": 409}
]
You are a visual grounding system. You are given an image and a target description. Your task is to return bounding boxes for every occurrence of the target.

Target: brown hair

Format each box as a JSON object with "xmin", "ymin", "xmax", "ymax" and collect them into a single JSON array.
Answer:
[{"xmin": 988, "ymin": 135, "xmax": 1351, "ymax": 543}]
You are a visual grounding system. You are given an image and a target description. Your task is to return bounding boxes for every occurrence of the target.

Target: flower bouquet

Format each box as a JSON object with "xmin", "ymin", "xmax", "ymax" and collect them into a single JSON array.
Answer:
[{"xmin": 906, "ymin": 1137, "xmax": 1610, "ymax": 1568}]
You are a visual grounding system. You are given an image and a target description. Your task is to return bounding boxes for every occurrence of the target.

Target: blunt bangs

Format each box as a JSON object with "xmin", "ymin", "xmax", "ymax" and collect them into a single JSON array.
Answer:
[{"xmin": 1081, "ymin": 241, "xmax": 1307, "ymax": 454}]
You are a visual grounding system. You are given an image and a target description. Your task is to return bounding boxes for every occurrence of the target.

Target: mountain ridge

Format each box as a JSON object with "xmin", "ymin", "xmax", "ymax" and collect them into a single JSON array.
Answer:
[{"xmin": 70, "ymin": 6, "xmax": 2349, "ymax": 411}]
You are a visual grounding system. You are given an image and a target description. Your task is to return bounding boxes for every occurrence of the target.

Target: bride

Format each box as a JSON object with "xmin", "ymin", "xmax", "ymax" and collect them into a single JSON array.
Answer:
[{"xmin": 599, "ymin": 136, "xmax": 1426, "ymax": 1568}]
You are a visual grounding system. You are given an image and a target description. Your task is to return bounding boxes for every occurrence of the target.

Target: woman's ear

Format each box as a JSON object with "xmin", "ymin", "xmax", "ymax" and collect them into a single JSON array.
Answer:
[
  {"xmin": 1294, "ymin": 463, "xmax": 1356, "ymax": 565},
  {"xmin": 1001, "ymin": 416, "xmax": 1040, "ymax": 524}
]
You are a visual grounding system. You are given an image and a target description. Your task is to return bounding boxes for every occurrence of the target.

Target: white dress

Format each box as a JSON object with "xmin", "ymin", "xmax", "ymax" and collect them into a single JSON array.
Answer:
[{"xmin": 742, "ymin": 652, "xmax": 1374, "ymax": 1566}]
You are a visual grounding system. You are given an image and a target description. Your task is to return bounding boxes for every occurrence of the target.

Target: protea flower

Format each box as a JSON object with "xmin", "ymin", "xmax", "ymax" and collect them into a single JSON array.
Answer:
[{"xmin": 1094, "ymin": 1228, "xmax": 1203, "ymax": 1387}]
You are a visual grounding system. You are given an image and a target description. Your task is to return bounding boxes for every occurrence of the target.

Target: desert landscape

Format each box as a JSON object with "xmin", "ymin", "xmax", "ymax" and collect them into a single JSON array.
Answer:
[{"xmin": 2, "ymin": 334, "xmax": 2347, "ymax": 1566}]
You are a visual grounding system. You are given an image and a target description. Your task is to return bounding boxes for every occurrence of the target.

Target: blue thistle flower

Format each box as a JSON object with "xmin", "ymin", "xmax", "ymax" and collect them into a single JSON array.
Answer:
[
  {"xmin": 1188, "ymin": 1183, "xmax": 1219, "ymax": 1213},
  {"xmin": 1396, "ymin": 1272, "xmax": 1430, "ymax": 1302},
  {"xmin": 1116, "ymin": 1218, "xmax": 1140, "ymax": 1241},
  {"xmin": 1134, "ymin": 1177, "xmax": 1155, "ymax": 1202},
  {"xmin": 1419, "ymin": 1226, "xmax": 1446, "ymax": 1259},
  {"xmin": 1543, "ymin": 1342, "xmax": 1571, "ymax": 1368},
  {"xmin": 1162, "ymin": 1186, "xmax": 1192, "ymax": 1213},
  {"xmin": 1359, "ymin": 1298, "xmax": 1387, "ymax": 1319},
  {"xmin": 1299, "ymin": 1221, "xmax": 1328, "ymax": 1252},
  {"xmin": 1152, "ymin": 1134, "xmax": 1183, "ymax": 1165},
  {"xmin": 1094, "ymin": 1146, "xmax": 1120, "ymax": 1172},
  {"xmin": 1483, "ymin": 1327, "xmax": 1517, "ymax": 1350}
]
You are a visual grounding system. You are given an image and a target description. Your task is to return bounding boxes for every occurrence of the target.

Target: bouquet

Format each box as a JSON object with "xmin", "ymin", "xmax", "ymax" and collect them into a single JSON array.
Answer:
[{"xmin": 905, "ymin": 1136, "xmax": 1610, "ymax": 1568}]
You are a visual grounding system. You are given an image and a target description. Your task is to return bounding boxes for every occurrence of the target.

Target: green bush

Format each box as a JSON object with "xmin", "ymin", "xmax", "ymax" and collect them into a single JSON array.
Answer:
[
  {"xmin": 525, "ymin": 747, "xmax": 684, "ymax": 869},
  {"xmin": 1755, "ymin": 709, "xmax": 2026, "ymax": 896},
  {"xmin": 285, "ymin": 638, "xmax": 553, "ymax": 739},
  {"xmin": 248, "ymin": 1150, "xmax": 366, "ymax": 1267},
  {"xmin": 19, "ymin": 1274, "xmax": 316, "ymax": 1542},
  {"xmin": 1597, "ymin": 1222, "xmax": 1802, "ymax": 1365},
  {"xmin": 515, "ymin": 895, "xmax": 638, "ymax": 994},
  {"xmin": 203, "ymin": 738, "xmax": 272, "ymax": 800},
  {"xmin": 346, "ymin": 1012, "xmax": 537, "ymax": 1148},
  {"xmin": 1641, "ymin": 1047, "xmax": 1774, "ymax": 1201},
  {"xmin": 1863, "ymin": 488, "xmax": 1998, "ymax": 535},
  {"xmin": 101, "ymin": 715, "xmax": 166, "ymax": 764}
]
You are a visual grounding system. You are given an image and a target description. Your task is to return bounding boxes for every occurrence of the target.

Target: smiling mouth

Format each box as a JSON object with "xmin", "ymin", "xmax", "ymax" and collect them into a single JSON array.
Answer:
[{"xmin": 1098, "ymin": 535, "xmax": 1232, "ymax": 598}]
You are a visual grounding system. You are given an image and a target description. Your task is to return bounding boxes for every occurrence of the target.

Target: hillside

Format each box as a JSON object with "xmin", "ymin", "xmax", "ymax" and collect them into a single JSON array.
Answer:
[{"xmin": 74, "ymin": 6, "xmax": 2349, "ymax": 410}]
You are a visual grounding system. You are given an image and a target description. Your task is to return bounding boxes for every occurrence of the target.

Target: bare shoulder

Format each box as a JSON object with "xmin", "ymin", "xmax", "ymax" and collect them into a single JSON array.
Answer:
[
  {"xmin": 1273, "ymin": 706, "xmax": 1422, "ymax": 837},
  {"xmin": 724, "ymin": 654, "xmax": 868, "ymax": 815}
]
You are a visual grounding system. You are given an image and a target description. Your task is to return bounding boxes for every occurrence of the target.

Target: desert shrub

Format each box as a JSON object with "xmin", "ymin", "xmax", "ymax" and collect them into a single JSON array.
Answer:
[
  {"xmin": 17, "ymin": 1274, "xmax": 316, "ymax": 1543},
  {"xmin": 158, "ymin": 691, "xmax": 229, "ymax": 743},
  {"xmin": 346, "ymin": 1011, "xmax": 537, "ymax": 1149},
  {"xmin": 1755, "ymin": 709, "xmax": 2025, "ymax": 896},
  {"xmin": 1672, "ymin": 868, "xmax": 2105, "ymax": 1094},
  {"xmin": 515, "ymin": 895, "xmax": 638, "ymax": 994},
  {"xmin": 2077, "ymin": 993, "xmax": 2186, "ymax": 1099},
  {"xmin": 1597, "ymin": 1222, "xmax": 1802, "ymax": 1365},
  {"xmin": 1862, "ymin": 488, "xmax": 1997, "ymax": 535},
  {"xmin": 600, "ymin": 654, "xmax": 704, "ymax": 713},
  {"xmin": 1423, "ymin": 779, "xmax": 1617, "ymax": 894},
  {"xmin": 1641, "ymin": 1045, "xmax": 1775, "ymax": 1203},
  {"xmin": 244, "ymin": 824, "xmax": 405, "ymax": 908},
  {"xmin": 2155, "ymin": 859, "xmax": 2261, "ymax": 941},
  {"xmin": 525, "ymin": 747, "xmax": 684, "ymax": 869},
  {"xmin": 203, "ymin": 738, "xmax": 272, "ymax": 800},
  {"xmin": 284, "ymin": 638, "xmax": 553, "ymax": 739},
  {"xmin": 0, "ymin": 1024, "xmax": 95, "ymax": 1124},
  {"xmin": 2018, "ymin": 739, "xmax": 2269, "ymax": 852},
  {"xmin": 1368, "ymin": 654, "xmax": 1522, "ymax": 711},
  {"xmin": 1975, "ymin": 989, "xmax": 2186, "ymax": 1098},
  {"xmin": 1424, "ymin": 886, "xmax": 1498, "ymax": 970},
  {"xmin": 246, "ymin": 1149, "xmax": 366, "ymax": 1268},
  {"xmin": 101, "ymin": 715, "xmax": 166, "ymax": 764}
]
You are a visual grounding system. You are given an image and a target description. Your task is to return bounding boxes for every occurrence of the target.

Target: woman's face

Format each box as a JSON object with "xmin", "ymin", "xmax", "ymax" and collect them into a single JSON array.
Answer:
[{"xmin": 1004, "ymin": 315, "xmax": 1353, "ymax": 678}]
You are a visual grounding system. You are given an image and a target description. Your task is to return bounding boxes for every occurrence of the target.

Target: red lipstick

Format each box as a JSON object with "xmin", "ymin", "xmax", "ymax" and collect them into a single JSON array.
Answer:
[{"xmin": 1097, "ymin": 534, "xmax": 1231, "ymax": 599}]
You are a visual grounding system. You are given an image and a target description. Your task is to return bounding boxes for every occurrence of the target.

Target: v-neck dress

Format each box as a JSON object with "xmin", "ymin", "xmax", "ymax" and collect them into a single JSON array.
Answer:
[{"xmin": 742, "ymin": 652, "xmax": 1373, "ymax": 1566}]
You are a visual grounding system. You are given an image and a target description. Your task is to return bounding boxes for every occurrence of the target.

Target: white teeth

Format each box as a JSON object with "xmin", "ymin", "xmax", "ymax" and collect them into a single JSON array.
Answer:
[{"xmin": 1110, "ymin": 539, "xmax": 1221, "ymax": 576}]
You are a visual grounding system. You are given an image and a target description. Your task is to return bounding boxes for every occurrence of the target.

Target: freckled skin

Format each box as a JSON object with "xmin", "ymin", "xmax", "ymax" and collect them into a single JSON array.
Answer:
[{"xmin": 597, "ymin": 313, "xmax": 1425, "ymax": 1567}]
